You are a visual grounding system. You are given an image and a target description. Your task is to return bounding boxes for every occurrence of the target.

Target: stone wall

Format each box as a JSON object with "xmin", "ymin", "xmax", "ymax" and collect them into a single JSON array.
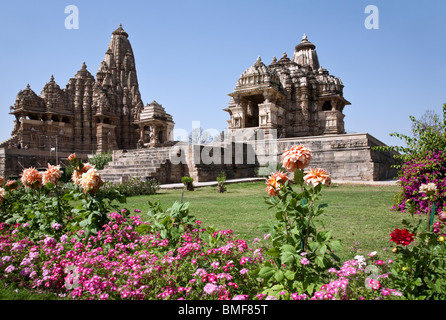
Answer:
[
  {"xmin": 1, "ymin": 132, "xmax": 398, "ymax": 183},
  {"xmin": 265, "ymin": 133, "xmax": 398, "ymax": 181},
  {"xmin": 163, "ymin": 132, "xmax": 397, "ymax": 183},
  {"xmin": 0, "ymin": 148, "xmax": 89, "ymax": 179}
]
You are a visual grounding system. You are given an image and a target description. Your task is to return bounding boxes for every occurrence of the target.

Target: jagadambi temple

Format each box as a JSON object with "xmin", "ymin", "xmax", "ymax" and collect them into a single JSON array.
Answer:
[
  {"xmin": 0, "ymin": 26, "xmax": 397, "ymax": 182},
  {"xmin": 224, "ymin": 34, "xmax": 349, "ymax": 139}
]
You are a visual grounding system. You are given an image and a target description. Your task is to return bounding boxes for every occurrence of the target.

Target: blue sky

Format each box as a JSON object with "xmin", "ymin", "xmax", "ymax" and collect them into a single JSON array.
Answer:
[{"xmin": 1, "ymin": 0, "xmax": 445, "ymax": 147}]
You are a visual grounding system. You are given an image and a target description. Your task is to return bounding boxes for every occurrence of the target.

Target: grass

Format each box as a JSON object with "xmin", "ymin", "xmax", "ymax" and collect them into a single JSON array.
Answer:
[
  {"xmin": 121, "ymin": 181, "xmax": 403, "ymax": 262},
  {"xmin": 0, "ymin": 281, "xmax": 68, "ymax": 300}
]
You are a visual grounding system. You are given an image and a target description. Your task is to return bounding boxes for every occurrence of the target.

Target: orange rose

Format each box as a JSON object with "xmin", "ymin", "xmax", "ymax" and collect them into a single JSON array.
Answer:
[
  {"xmin": 303, "ymin": 168, "xmax": 331, "ymax": 187},
  {"xmin": 71, "ymin": 163, "xmax": 94, "ymax": 185},
  {"xmin": 68, "ymin": 153, "xmax": 77, "ymax": 161},
  {"xmin": 281, "ymin": 145, "xmax": 312, "ymax": 172},
  {"xmin": 0, "ymin": 188, "xmax": 5, "ymax": 204},
  {"xmin": 5, "ymin": 180, "xmax": 18, "ymax": 190},
  {"xmin": 266, "ymin": 171, "xmax": 289, "ymax": 197},
  {"xmin": 42, "ymin": 163, "xmax": 63, "ymax": 185},
  {"xmin": 20, "ymin": 167, "xmax": 43, "ymax": 189},
  {"xmin": 79, "ymin": 168, "xmax": 103, "ymax": 194}
]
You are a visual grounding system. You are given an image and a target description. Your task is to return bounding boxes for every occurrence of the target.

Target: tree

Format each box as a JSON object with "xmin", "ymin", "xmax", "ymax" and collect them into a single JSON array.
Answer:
[
  {"xmin": 411, "ymin": 109, "xmax": 443, "ymax": 138},
  {"xmin": 374, "ymin": 104, "xmax": 446, "ymax": 168}
]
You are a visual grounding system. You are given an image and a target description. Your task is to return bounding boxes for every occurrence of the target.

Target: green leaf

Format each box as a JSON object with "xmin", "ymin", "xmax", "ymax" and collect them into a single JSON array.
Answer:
[
  {"xmin": 329, "ymin": 240, "xmax": 342, "ymax": 252},
  {"xmin": 258, "ymin": 266, "xmax": 275, "ymax": 280},
  {"xmin": 315, "ymin": 255, "xmax": 325, "ymax": 268},
  {"xmin": 281, "ymin": 251, "xmax": 297, "ymax": 266},
  {"xmin": 318, "ymin": 244, "xmax": 327, "ymax": 256},
  {"xmin": 281, "ymin": 244, "xmax": 296, "ymax": 253},
  {"xmin": 266, "ymin": 247, "xmax": 281, "ymax": 257},
  {"xmin": 136, "ymin": 224, "xmax": 151, "ymax": 234},
  {"xmin": 305, "ymin": 282, "xmax": 315, "ymax": 295},
  {"xmin": 284, "ymin": 270, "xmax": 296, "ymax": 281},
  {"xmin": 274, "ymin": 270, "xmax": 284, "ymax": 282},
  {"xmin": 414, "ymin": 278, "xmax": 423, "ymax": 286}
]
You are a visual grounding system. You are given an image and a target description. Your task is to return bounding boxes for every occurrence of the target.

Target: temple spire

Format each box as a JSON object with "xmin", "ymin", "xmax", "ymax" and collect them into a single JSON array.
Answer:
[{"xmin": 292, "ymin": 33, "xmax": 320, "ymax": 70}]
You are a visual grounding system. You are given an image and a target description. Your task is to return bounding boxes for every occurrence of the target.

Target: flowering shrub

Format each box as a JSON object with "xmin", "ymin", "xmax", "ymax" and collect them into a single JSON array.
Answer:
[
  {"xmin": 394, "ymin": 150, "xmax": 446, "ymax": 215},
  {"xmin": 64, "ymin": 154, "xmax": 126, "ymax": 239},
  {"xmin": 311, "ymin": 252, "xmax": 402, "ymax": 300},
  {"xmin": 1, "ymin": 155, "xmax": 125, "ymax": 242},
  {"xmin": 0, "ymin": 207, "xmax": 273, "ymax": 300},
  {"xmin": 2, "ymin": 164, "xmax": 71, "ymax": 240},
  {"xmin": 387, "ymin": 196, "xmax": 446, "ymax": 300}
]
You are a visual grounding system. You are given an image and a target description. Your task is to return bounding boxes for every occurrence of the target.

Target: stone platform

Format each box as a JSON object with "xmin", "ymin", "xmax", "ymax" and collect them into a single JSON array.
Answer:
[{"xmin": 97, "ymin": 132, "xmax": 398, "ymax": 184}]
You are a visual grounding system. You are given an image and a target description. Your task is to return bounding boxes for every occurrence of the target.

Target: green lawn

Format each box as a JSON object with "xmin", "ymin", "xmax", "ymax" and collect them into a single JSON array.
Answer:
[{"xmin": 121, "ymin": 181, "xmax": 403, "ymax": 262}]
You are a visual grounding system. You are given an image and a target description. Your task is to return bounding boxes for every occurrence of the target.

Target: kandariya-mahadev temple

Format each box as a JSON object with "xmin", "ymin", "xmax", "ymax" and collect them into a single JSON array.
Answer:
[{"xmin": 0, "ymin": 26, "xmax": 397, "ymax": 183}]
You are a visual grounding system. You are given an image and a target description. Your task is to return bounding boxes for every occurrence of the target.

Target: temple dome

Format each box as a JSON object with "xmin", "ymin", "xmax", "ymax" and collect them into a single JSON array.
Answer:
[
  {"xmin": 14, "ymin": 84, "xmax": 45, "ymax": 112},
  {"xmin": 112, "ymin": 24, "xmax": 129, "ymax": 38},
  {"xmin": 235, "ymin": 57, "xmax": 282, "ymax": 90},
  {"xmin": 292, "ymin": 34, "xmax": 320, "ymax": 70},
  {"xmin": 75, "ymin": 61, "xmax": 94, "ymax": 80}
]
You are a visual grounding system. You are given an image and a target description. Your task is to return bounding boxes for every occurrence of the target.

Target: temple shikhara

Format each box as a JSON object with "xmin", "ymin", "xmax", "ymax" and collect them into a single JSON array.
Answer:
[
  {"xmin": 0, "ymin": 26, "xmax": 397, "ymax": 182},
  {"xmin": 4, "ymin": 25, "xmax": 174, "ymax": 155}
]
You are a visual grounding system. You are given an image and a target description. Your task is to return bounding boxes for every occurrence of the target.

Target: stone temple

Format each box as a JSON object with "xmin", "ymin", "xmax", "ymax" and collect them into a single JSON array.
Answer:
[
  {"xmin": 225, "ymin": 34, "xmax": 349, "ymax": 139},
  {"xmin": 0, "ymin": 26, "xmax": 397, "ymax": 182},
  {"xmin": 0, "ymin": 25, "xmax": 175, "ymax": 178}
]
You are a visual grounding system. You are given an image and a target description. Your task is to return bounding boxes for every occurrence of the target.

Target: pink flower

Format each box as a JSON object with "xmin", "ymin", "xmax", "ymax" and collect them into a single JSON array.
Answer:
[
  {"xmin": 291, "ymin": 293, "xmax": 308, "ymax": 300},
  {"xmin": 5, "ymin": 265, "xmax": 15, "ymax": 273},
  {"xmin": 300, "ymin": 257, "xmax": 310, "ymax": 265},
  {"xmin": 240, "ymin": 268, "xmax": 249, "ymax": 275},
  {"xmin": 203, "ymin": 283, "xmax": 218, "ymax": 295},
  {"xmin": 366, "ymin": 278, "xmax": 381, "ymax": 291}
]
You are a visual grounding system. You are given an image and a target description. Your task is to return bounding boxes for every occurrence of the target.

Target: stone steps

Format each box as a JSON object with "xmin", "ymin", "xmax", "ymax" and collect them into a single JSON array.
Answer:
[{"xmin": 99, "ymin": 147, "xmax": 174, "ymax": 184}]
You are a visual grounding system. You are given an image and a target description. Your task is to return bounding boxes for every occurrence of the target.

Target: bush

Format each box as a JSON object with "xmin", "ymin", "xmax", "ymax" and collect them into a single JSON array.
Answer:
[
  {"xmin": 88, "ymin": 152, "xmax": 113, "ymax": 170},
  {"xmin": 181, "ymin": 176, "xmax": 194, "ymax": 191},
  {"xmin": 103, "ymin": 176, "xmax": 160, "ymax": 197},
  {"xmin": 394, "ymin": 150, "xmax": 446, "ymax": 214},
  {"xmin": 259, "ymin": 145, "xmax": 342, "ymax": 296},
  {"xmin": 216, "ymin": 171, "xmax": 226, "ymax": 193},
  {"xmin": 375, "ymin": 104, "xmax": 446, "ymax": 169}
]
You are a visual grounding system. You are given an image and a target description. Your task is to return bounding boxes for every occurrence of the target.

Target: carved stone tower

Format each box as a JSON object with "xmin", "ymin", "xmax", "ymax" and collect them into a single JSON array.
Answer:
[{"xmin": 4, "ymin": 25, "xmax": 170, "ymax": 157}]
